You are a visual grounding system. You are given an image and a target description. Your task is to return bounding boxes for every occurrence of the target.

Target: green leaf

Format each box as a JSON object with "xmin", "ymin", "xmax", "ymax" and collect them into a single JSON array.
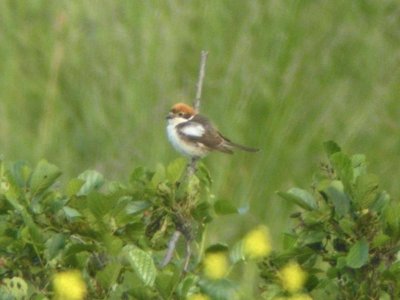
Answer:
[
  {"xmin": 353, "ymin": 173, "xmax": 379, "ymax": 209},
  {"xmin": 330, "ymin": 152, "xmax": 353, "ymax": 192},
  {"xmin": 371, "ymin": 233, "xmax": 391, "ymax": 249},
  {"xmin": 379, "ymin": 292, "xmax": 392, "ymax": 300},
  {"xmin": 229, "ymin": 241, "xmax": 245, "ymax": 264},
  {"xmin": 199, "ymin": 278, "xmax": 239, "ymax": 300},
  {"xmin": 384, "ymin": 202, "xmax": 400, "ymax": 237},
  {"xmin": 337, "ymin": 256, "xmax": 347, "ymax": 269},
  {"xmin": 351, "ymin": 154, "xmax": 367, "ymax": 179},
  {"xmin": 155, "ymin": 267, "xmax": 181, "ymax": 299},
  {"xmin": 66, "ymin": 178, "xmax": 85, "ymax": 197},
  {"xmin": 151, "ymin": 164, "xmax": 166, "ymax": 188},
  {"xmin": 125, "ymin": 200, "xmax": 151, "ymax": 215},
  {"xmin": 277, "ymin": 188, "xmax": 317, "ymax": 210},
  {"xmin": 346, "ymin": 238, "xmax": 369, "ymax": 268},
  {"xmin": 103, "ymin": 235, "xmax": 123, "ymax": 256},
  {"xmin": 214, "ymin": 200, "xmax": 238, "ymax": 215},
  {"xmin": 7, "ymin": 160, "xmax": 31, "ymax": 189},
  {"xmin": 166, "ymin": 158, "xmax": 186, "ymax": 182},
  {"xmin": 192, "ymin": 201, "xmax": 212, "ymax": 223},
  {"xmin": 324, "ymin": 140, "xmax": 341, "ymax": 156},
  {"xmin": 206, "ymin": 243, "xmax": 229, "ymax": 253},
  {"xmin": 64, "ymin": 243, "xmax": 97, "ymax": 259},
  {"xmin": 298, "ymin": 229, "xmax": 326, "ymax": 245},
  {"xmin": 113, "ymin": 199, "xmax": 148, "ymax": 225},
  {"xmin": 282, "ymin": 233, "xmax": 297, "ymax": 250},
  {"xmin": 326, "ymin": 267, "xmax": 339, "ymax": 279},
  {"xmin": 322, "ymin": 180, "xmax": 350, "ymax": 217},
  {"xmin": 176, "ymin": 275, "xmax": 199, "ymax": 299},
  {"xmin": 338, "ymin": 217, "xmax": 355, "ymax": 236},
  {"xmin": 20, "ymin": 210, "xmax": 45, "ymax": 244},
  {"xmin": 260, "ymin": 284, "xmax": 282, "ymax": 300},
  {"xmin": 63, "ymin": 206, "xmax": 82, "ymax": 219},
  {"xmin": 45, "ymin": 233, "xmax": 65, "ymax": 260},
  {"xmin": 96, "ymin": 263, "xmax": 122, "ymax": 290},
  {"xmin": 2, "ymin": 277, "xmax": 28, "ymax": 299},
  {"xmin": 197, "ymin": 162, "xmax": 212, "ymax": 187},
  {"xmin": 124, "ymin": 245, "xmax": 157, "ymax": 287},
  {"xmin": 29, "ymin": 159, "xmax": 61, "ymax": 196},
  {"xmin": 4, "ymin": 189, "xmax": 24, "ymax": 212},
  {"xmin": 77, "ymin": 170, "xmax": 104, "ymax": 196},
  {"xmin": 88, "ymin": 192, "xmax": 115, "ymax": 220},
  {"xmin": 370, "ymin": 191, "xmax": 390, "ymax": 213}
]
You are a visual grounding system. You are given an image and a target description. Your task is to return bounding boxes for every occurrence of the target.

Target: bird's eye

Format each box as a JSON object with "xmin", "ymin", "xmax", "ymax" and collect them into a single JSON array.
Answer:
[{"xmin": 178, "ymin": 112, "xmax": 184, "ymax": 117}]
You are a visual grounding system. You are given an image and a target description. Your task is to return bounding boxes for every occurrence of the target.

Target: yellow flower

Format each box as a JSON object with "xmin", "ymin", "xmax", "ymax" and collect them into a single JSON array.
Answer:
[
  {"xmin": 53, "ymin": 270, "xmax": 87, "ymax": 300},
  {"xmin": 187, "ymin": 293, "xmax": 210, "ymax": 300},
  {"xmin": 243, "ymin": 225, "xmax": 272, "ymax": 259},
  {"xmin": 203, "ymin": 252, "xmax": 229, "ymax": 279},
  {"xmin": 278, "ymin": 262, "xmax": 307, "ymax": 293}
]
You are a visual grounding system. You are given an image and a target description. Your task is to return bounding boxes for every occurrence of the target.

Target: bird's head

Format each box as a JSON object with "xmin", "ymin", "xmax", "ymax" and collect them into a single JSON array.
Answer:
[{"xmin": 166, "ymin": 103, "xmax": 196, "ymax": 123}]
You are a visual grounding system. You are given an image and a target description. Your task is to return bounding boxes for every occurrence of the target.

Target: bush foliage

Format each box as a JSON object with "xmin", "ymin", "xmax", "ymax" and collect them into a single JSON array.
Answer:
[
  {"xmin": 0, "ymin": 157, "xmax": 244, "ymax": 299},
  {"xmin": 1, "ymin": 142, "xmax": 399, "ymax": 299},
  {"xmin": 260, "ymin": 141, "xmax": 400, "ymax": 299}
]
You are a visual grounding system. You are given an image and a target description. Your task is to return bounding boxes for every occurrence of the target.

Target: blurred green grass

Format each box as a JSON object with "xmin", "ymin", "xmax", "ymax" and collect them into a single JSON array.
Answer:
[{"xmin": 0, "ymin": 0, "xmax": 400, "ymax": 292}]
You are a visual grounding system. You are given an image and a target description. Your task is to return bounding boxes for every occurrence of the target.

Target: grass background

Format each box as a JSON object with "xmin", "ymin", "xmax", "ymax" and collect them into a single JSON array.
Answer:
[{"xmin": 1, "ymin": 0, "xmax": 399, "ymax": 295}]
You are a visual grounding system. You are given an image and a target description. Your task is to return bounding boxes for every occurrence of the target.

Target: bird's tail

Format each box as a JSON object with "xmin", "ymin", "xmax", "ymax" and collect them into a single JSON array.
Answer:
[
  {"xmin": 228, "ymin": 141, "xmax": 259, "ymax": 152},
  {"xmin": 217, "ymin": 133, "xmax": 259, "ymax": 153}
]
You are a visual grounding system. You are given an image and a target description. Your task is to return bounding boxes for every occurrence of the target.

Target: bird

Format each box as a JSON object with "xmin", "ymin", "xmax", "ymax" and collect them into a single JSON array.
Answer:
[{"xmin": 166, "ymin": 102, "xmax": 259, "ymax": 159}]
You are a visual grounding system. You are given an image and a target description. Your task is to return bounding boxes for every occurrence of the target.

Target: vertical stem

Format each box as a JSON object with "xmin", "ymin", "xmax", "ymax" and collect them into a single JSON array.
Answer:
[
  {"xmin": 193, "ymin": 50, "xmax": 208, "ymax": 114},
  {"xmin": 186, "ymin": 157, "xmax": 199, "ymax": 178}
]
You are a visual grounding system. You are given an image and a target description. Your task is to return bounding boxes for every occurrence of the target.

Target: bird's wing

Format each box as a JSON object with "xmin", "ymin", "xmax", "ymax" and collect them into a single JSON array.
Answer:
[
  {"xmin": 177, "ymin": 115, "xmax": 233, "ymax": 153},
  {"xmin": 179, "ymin": 122, "xmax": 205, "ymax": 137}
]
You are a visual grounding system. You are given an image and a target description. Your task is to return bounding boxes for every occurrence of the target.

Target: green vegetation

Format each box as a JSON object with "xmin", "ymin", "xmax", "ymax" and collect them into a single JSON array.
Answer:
[
  {"xmin": 0, "ymin": 158, "xmax": 217, "ymax": 299},
  {"xmin": 1, "ymin": 143, "xmax": 400, "ymax": 299},
  {"xmin": 261, "ymin": 141, "xmax": 400, "ymax": 299},
  {"xmin": 0, "ymin": 1, "xmax": 399, "ymax": 299}
]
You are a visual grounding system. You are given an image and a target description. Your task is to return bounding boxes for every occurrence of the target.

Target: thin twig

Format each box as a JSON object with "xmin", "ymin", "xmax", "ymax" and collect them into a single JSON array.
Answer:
[
  {"xmin": 193, "ymin": 50, "xmax": 208, "ymax": 113},
  {"xmin": 187, "ymin": 50, "xmax": 208, "ymax": 176},
  {"xmin": 183, "ymin": 239, "xmax": 192, "ymax": 272},
  {"xmin": 160, "ymin": 231, "xmax": 181, "ymax": 268}
]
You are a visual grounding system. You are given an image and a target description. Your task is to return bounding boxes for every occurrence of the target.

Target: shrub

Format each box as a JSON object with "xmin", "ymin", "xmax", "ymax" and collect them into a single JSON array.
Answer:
[
  {"xmin": 259, "ymin": 141, "xmax": 400, "ymax": 299},
  {"xmin": 1, "ymin": 142, "xmax": 398, "ymax": 299},
  {"xmin": 0, "ymin": 158, "xmax": 217, "ymax": 299}
]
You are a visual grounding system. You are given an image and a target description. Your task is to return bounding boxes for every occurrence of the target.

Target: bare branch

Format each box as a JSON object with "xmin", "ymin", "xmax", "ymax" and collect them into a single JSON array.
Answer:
[
  {"xmin": 193, "ymin": 50, "xmax": 209, "ymax": 113},
  {"xmin": 160, "ymin": 231, "xmax": 181, "ymax": 268},
  {"xmin": 187, "ymin": 50, "xmax": 208, "ymax": 176}
]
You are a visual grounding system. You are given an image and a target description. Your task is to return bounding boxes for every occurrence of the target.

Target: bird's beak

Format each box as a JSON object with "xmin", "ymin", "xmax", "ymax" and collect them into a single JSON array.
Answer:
[{"xmin": 166, "ymin": 112, "xmax": 174, "ymax": 120}]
